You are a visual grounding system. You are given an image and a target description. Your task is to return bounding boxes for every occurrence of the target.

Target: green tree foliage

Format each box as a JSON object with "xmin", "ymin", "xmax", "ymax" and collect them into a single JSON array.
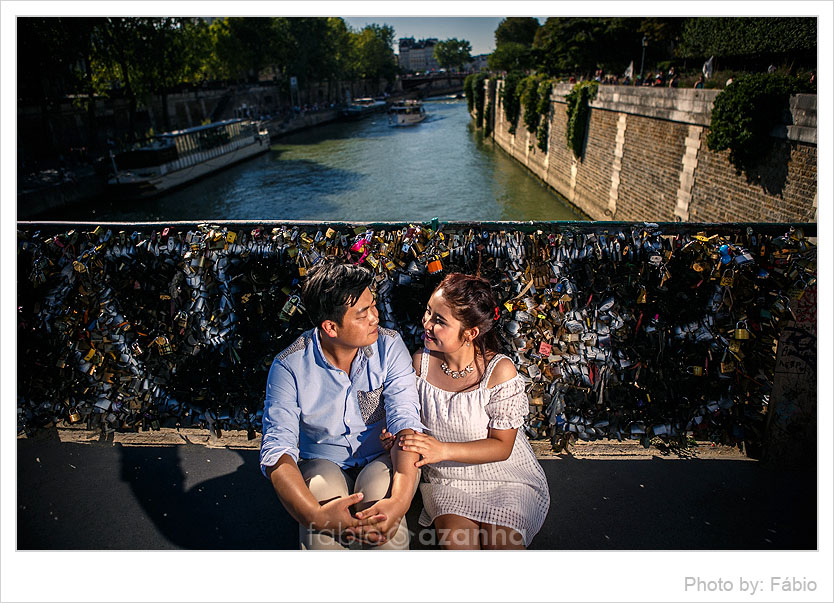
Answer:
[
  {"xmin": 677, "ymin": 17, "xmax": 816, "ymax": 60},
  {"xmin": 464, "ymin": 73, "xmax": 476, "ymax": 112},
  {"xmin": 533, "ymin": 17, "xmax": 643, "ymax": 77},
  {"xmin": 473, "ymin": 72, "xmax": 489, "ymax": 128},
  {"xmin": 565, "ymin": 81, "xmax": 598, "ymax": 158},
  {"xmin": 535, "ymin": 78, "xmax": 553, "ymax": 152},
  {"xmin": 433, "ymin": 38, "xmax": 472, "ymax": 71},
  {"xmin": 494, "ymin": 17, "xmax": 540, "ymax": 46},
  {"xmin": 706, "ymin": 73, "xmax": 812, "ymax": 176},
  {"xmin": 351, "ymin": 24, "xmax": 397, "ymax": 84},
  {"xmin": 500, "ymin": 71, "xmax": 523, "ymax": 135},
  {"xmin": 487, "ymin": 42, "xmax": 534, "ymax": 73}
]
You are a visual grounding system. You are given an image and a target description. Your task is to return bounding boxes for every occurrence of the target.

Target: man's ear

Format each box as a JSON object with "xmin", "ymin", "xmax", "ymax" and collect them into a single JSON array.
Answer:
[{"xmin": 320, "ymin": 320, "xmax": 339, "ymax": 338}]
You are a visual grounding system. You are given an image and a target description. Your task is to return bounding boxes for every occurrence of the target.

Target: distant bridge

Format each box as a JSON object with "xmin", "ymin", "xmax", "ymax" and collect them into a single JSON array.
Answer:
[{"xmin": 399, "ymin": 72, "xmax": 467, "ymax": 96}]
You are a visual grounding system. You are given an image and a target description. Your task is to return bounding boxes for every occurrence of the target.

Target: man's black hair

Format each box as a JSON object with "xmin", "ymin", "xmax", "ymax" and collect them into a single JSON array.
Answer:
[{"xmin": 301, "ymin": 258, "xmax": 374, "ymax": 328}]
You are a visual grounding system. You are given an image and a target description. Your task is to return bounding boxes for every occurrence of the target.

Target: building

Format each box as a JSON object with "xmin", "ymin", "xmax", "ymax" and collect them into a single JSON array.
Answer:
[
  {"xmin": 464, "ymin": 54, "xmax": 489, "ymax": 73},
  {"xmin": 398, "ymin": 37, "xmax": 440, "ymax": 73}
]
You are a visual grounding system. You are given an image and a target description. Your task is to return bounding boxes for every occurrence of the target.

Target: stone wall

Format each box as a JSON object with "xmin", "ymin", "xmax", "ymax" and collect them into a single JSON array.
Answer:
[{"xmin": 486, "ymin": 82, "xmax": 817, "ymax": 223}]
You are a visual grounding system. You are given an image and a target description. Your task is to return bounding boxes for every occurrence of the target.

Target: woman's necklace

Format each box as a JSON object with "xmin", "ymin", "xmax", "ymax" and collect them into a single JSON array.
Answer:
[{"xmin": 440, "ymin": 359, "xmax": 475, "ymax": 379}]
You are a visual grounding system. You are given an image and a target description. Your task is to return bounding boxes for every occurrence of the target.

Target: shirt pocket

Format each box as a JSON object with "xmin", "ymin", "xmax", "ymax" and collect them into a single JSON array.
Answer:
[{"xmin": 357, "ymin": 385, "xmax": 385, "ymax": 425}]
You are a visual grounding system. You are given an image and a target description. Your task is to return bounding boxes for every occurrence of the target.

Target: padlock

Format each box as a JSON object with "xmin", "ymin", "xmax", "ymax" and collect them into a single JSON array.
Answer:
[
  {"xmin": 427, "ymin": 257, "xmax": 443, "ymax": 274},
  {"xmin": 68, "ymin": 407, "xmax": 81, "ymax": 423},
  {"xmin": 733, "ymin": 321, "xmax": 750, "ymax": 340},
  {"xmin": 686, "ymin": 366, "xmax": 704, "ymax": 376},
  {"xmin": 720, "ymin": 269, "xmax": 735, "ymax": 287},
  {"xmin": 280, "ymin": 295, "xmax": 300, "ymax": 322},
  {"xmin": 155, "ymin": 336, "xmax": 174, "ymax": 355}
]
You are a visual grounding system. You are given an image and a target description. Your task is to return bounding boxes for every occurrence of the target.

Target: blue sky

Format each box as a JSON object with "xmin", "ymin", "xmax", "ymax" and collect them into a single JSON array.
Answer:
[{"xmin": 342, "ymin": 17, "xmax": 542, "ymax": 56}]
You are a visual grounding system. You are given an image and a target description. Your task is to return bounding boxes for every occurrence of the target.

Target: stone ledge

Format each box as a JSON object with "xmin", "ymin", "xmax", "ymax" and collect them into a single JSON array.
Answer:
[{"xmin": 20, "ymin": 426, "xmax": 750, "ymax": 460}]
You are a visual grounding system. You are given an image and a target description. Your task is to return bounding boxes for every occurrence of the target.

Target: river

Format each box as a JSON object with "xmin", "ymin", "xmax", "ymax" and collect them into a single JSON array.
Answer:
[{"xmin": 48, "ymin": 98, "xmax": 587, "ymax": 223}]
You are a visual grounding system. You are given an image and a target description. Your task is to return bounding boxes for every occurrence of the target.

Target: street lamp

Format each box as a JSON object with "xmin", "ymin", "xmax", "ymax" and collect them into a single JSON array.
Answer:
[{"xmin": 639, "ymin": 36, "xmax": 648, "ymax": 81}]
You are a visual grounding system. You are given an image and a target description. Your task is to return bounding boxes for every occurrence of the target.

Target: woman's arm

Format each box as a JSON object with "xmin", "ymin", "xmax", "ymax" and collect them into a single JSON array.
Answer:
[
  {"xmin": 399, "ymin": 427, "xmax": 516, "ymax": 466},
  {"xmin": 398, "ymin": 358, "xmax": 522, "ymax": 467}
]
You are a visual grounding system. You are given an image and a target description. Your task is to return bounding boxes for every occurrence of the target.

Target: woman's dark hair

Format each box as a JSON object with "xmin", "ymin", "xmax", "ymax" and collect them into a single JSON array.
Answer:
[
  {"xmin": 434, "ymin": 272, "xmax": 501, "ymax": 358},
  {"xmin": 301, "ymin": 258, "xmax": 373, "ymax": 327}
]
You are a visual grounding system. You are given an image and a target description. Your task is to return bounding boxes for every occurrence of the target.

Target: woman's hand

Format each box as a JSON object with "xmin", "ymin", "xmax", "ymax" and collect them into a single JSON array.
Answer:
[
  {"xmin": 379, "ymin": 428, "xmax": 396, "ymax": 452},
  {"xmin": 398, "ymin": 432, "xmax": 449, "ymax": 467}
]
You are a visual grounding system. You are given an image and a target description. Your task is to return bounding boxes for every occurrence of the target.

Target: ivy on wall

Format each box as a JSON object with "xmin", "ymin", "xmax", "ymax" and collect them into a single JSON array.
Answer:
[
  {"xmin": 483, "ymin": 79, "xmax": 497, "ymax": 137},
  {"xmin": 565, "ymin": 81, "xmax": 599, "ymax": 159},
  {"xmin": 707, "ymin": 73, "xmax": 811, "ymax": 176},
  {"xmin": 535, "ymin": 78, "xmax": 553, "ymax": 152},
  {"xmin": 473, "ymin": 73, "xmax": 488, "ymax": 129},
  {"xmin": 501, "ymin": 71, "xmax": 523, "ymax": 135}
]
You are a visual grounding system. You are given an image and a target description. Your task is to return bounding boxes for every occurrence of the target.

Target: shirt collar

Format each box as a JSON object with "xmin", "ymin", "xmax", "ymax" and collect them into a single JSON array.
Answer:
[{"xmin": 312, "ymin": 327, "xmax": 375, "ymax": 373}]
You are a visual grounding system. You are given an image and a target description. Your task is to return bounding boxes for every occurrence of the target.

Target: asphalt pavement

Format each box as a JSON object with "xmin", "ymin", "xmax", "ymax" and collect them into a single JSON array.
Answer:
[{"xmin": 16, "ymin": 428, "xmax": 817, "ymax": 550}]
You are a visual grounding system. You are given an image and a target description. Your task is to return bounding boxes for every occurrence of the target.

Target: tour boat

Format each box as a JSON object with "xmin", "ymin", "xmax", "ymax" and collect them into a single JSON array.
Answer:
[
  {"xmin": 339, "ymin": 97, "xmax": 388, "ymax": 121},
  {"xmin": 107, "ymin": 119, "xmax": 270, "ymax": 198},
  {"xmin": 388, "ymin": 100, "xmax": 427, "ymax": 127}
]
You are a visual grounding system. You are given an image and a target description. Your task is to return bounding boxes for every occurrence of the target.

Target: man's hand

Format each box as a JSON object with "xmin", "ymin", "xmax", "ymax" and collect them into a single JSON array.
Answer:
[
  {"xmin": 348, "ymin": 497, "xmax": 409, "ymax": 545},
  {"xmin": 398, "ymin": 432, "xmax": 449, "ymax": 467},
  {"xmin": 310, "ymin": 492, "xmax": 387, "ymax": 535}
]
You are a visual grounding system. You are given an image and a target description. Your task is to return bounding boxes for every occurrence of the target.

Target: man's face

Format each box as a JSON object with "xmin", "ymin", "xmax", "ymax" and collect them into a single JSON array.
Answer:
[{"xmin": 331, "ymin": 287, "xmax": 379, "ymax": 349}]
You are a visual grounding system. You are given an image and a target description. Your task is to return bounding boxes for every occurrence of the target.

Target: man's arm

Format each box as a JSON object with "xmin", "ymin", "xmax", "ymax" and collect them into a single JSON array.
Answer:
[
  {"xmin": 261, "ymin": 359, "xmax": 386, "ymax": 535},
  {"xmin": 267, "ymin": 454, "xmax": 383, "ymax": 533}
]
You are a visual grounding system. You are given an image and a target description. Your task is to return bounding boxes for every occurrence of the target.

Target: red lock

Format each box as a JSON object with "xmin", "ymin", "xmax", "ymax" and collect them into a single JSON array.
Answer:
[
  {"xmin": 539, "ymin": 341, "xmax": 552, "ymax": 356},
  {"xmin": 427, "ymin": 258, "xmax": 443, "ymax": 274}
]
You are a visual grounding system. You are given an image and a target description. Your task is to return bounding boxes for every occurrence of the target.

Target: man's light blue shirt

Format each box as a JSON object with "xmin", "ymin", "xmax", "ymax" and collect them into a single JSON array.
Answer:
[{"xmin": 260, "ymin": 326, "xmax": 424, "ymax": 476}]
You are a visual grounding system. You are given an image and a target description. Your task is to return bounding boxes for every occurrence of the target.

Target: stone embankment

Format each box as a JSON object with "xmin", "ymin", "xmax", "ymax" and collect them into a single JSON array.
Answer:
[{"xmin": 486, "ymin": 83, "xmax": 817, "ymax": 223}]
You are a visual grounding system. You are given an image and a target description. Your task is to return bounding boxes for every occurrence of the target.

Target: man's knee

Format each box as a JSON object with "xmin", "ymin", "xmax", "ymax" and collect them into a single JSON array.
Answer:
[{"xmin": 299, "ymin": 458, "xmax": 350, "ymax": 502}]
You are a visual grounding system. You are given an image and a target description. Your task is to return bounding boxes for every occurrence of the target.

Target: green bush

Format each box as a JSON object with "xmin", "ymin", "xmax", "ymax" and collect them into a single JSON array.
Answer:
[
  {"xmin": 473, "ymin": 73, "xmax": 489, "ymax": 128},
  {"xmin": 463, "ymin": 73, "xmax": 476, "ymax": 112},
  {"xmin": 535, "ymin": 78, "xmax": 552, "ymax": 152},
  {"xmin": 520, "ymin": 74, "xmax": 544, "ymax": 134},
  {"xmin": 501, "ymin": 71, "xmax": 523, "ymax": 134},
  {"xmin": 565, "ymin": 81, "xmax": 598, "ymax": 158},
  {"xmin": 706, "ymin": 73, "xmax": 811, "ymax": 175}
]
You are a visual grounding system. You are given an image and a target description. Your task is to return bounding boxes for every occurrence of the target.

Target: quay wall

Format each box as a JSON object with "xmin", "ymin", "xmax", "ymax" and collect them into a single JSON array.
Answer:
[{"xmin": 487, "ymin": 83, "xmax": 817, "ymax": 223}]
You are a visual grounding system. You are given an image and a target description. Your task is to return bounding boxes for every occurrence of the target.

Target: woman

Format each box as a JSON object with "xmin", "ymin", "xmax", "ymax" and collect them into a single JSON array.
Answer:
[{"xmin": 385, "ymin": 273, "xmax": 550, "ymax": 549}]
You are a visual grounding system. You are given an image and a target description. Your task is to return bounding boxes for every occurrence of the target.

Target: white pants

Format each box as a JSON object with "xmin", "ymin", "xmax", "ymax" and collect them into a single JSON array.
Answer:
[{"xmin": 297, "ymin": 455, "xmax": 418, "ymax": 550}]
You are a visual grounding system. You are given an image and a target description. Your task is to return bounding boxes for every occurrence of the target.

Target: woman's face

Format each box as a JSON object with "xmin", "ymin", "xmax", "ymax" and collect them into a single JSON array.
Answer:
[{"xmin": 422, "ymin": 288, "xmax": 467, "ymax": 353}]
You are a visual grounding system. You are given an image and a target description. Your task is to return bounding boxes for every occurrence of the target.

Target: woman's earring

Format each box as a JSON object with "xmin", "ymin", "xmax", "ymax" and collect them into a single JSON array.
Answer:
[{"xmin": 466, "ymin": 341, "xmax": 471, "ymax": 347}]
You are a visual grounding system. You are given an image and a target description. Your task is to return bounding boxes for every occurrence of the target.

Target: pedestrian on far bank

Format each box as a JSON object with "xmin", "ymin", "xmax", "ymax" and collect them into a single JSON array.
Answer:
[
  {"xmin": 694, "ymin": 74, "xmax": 705, "ymax": 89},
  {"xmin": 260, "ymin": 258, "xmax": 424, "ymax": 550}
]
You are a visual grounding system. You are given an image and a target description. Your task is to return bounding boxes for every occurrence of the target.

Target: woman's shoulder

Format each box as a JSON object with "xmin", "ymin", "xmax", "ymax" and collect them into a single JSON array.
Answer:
[
  {"xmin": 485, "ymin": 354, "xmax": 518, "ymax": 388},
  {"xmin": 412, "ymin": 348, "xmax": 426, "ymax": 376}
]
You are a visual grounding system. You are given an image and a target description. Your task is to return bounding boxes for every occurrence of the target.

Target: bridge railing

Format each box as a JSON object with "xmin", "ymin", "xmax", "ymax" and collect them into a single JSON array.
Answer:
[{"xmin": 17, "ymin": 220, "xmax": 817, "ymax": 462}]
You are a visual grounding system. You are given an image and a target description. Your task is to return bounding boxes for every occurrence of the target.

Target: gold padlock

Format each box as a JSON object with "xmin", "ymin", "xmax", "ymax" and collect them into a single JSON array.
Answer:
[
  {"xmin": 720, "ymin": 269, "xmax": 735, "ymax": 287},
  {"xmin": 733, "ymin": 321, "xmax": 750, "ymax": 340},
  {"xmin": 636, "ymin": 286, "xmax": 647, "ymax": 304},
  {"xmin": 720, "ymin": 360, "xmax": 735, "ymax": 374},
  {"xmin": 68, "ymin": 407, "xmax": 81, "ymax": 423}
]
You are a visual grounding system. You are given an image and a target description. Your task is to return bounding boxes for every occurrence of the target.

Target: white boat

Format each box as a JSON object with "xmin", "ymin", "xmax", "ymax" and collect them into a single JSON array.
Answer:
[
  {"xmin": 107, "ymin": 119, "xmax": 270, "ymax": 198},
  {"xmin": 340, "ymin": 97, "xmax": 388, "ymax": 120},
  {"xmin": 388, "ymin": 100, "xmax": 427, "ymax": 127}
]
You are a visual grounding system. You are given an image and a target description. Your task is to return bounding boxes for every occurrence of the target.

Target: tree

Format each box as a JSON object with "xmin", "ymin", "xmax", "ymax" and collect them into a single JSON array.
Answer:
[
  {"xmin": 494, "ymin": 17, "xmax": 540, "ymax": 46},
  {"xmin": 676, "ymin": 17, "xmax": 816, "ymax": 70},
  {"xmin": 532, "ymin": 17, "xmax": 642, "ymax": 77},
  {"xmin": 487, "ymin": 41, "xmax": 533, "ymax": 72},
  {"xmin": 434, "ymin": 38, "xmax": 472, "ymax": 71},
  {"xmin": 351, "ymin": 24, "xmax": 397, "ymax": 89}
]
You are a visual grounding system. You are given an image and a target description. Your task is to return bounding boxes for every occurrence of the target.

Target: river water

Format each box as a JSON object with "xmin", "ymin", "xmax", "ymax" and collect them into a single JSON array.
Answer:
[{"xmin": 50, "ymin": 98, "xmax": 586, "ymax": 223}]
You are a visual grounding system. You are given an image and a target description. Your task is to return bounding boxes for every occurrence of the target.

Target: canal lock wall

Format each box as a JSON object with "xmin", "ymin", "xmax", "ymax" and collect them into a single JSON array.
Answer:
[{"xmin": 485, "ymin": 82, "xmax": 817, "ymax": 224}]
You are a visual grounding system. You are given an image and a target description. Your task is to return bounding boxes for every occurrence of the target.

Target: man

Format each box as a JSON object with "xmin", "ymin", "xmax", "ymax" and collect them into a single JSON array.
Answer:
[{"xmin": 260, "ymin": 258, "xmax": 423, "ymax": 549}]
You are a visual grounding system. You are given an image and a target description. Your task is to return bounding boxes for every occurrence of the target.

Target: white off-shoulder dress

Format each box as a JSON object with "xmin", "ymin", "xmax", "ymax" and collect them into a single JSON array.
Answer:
[{"xmin": 416, "ymin": 351, "xmax": 550, "ymax": 546}]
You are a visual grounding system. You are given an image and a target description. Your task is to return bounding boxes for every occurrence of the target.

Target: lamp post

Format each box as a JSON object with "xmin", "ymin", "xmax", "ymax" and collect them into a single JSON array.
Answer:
[{"xmin": 639, "ymin": 36, "xmax": 648, "ymax": 80}]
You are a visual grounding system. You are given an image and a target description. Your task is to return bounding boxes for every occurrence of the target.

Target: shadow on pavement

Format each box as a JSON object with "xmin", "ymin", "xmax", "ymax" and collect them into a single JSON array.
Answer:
[{"xmin": 17, "ymin": 437, "xmax": 816, "ymax": 550}]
